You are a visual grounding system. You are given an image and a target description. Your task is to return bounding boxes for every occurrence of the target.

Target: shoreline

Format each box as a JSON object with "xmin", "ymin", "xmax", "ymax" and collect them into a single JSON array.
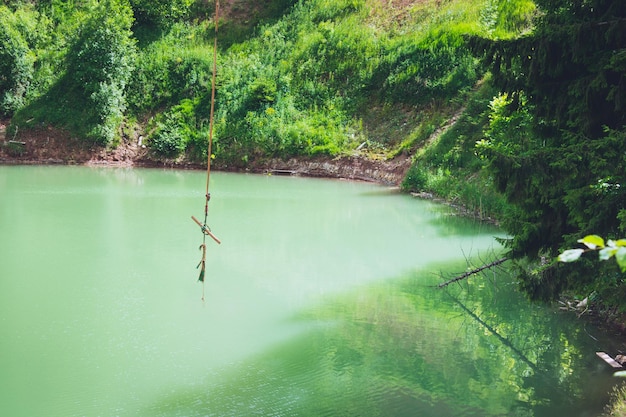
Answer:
[
  {"xmin": 3, "ymin": 123, "xmax": 626, "ymax": 339},
  {"xmin": 0, "ymin": 121, "xmax": 413, "ymax": 186}
]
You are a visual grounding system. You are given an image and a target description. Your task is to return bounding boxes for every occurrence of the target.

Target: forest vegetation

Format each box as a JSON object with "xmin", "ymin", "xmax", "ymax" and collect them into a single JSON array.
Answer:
[{"xmin": 1, "ymin": 1, "xmax": 625, "ymax": 331}]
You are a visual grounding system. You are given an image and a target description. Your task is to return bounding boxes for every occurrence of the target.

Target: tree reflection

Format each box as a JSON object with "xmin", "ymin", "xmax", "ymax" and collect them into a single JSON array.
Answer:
[{"xmin": 144, "ymin": 261, "xmax": 615, "ymax": 417}]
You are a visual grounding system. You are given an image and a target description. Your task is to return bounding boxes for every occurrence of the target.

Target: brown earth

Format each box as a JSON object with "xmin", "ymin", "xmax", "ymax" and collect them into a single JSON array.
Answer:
[
  {"xmin": 0, "ymin": 119, "xmax": 412, "ymax": 186},
  {"xmin": 0, "ymin": 120, "xmax": 146, "ymax": 167}
]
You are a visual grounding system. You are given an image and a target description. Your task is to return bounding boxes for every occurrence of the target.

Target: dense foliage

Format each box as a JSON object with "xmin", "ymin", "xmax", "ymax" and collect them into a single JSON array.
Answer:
[
  {"xmin": 66, "ymin": 0, "xmax": 136, "ymax": 144},
  {"xmin": 468, "ymin": 0, "xmax": 626, "ymax": 303},
  {"xmin": 0, "ymin": 5, "xmax": 35, "ymax": 114},
  {"xmin": 1, "ymin": 0, "xmax": 497, "ymax": 158},
  {"xmin": 129, "ymin": 0, "xmax": 193, "ymax": 28},
  {"xmin": 5, "ymin": 0, "xmax": 136, "ymax": 144}
]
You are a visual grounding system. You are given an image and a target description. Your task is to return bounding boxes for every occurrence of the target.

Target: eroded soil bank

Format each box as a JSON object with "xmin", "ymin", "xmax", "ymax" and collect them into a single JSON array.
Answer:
[{"xmin": 0, "ymin": 120, "xmax": 412, "ymax": 186}]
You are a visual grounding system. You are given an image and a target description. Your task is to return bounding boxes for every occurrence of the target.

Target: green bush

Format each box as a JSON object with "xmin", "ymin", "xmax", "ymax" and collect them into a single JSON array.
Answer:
[
  {"xmin": 130, "ymin": 0, "xmax": 194, "ymax": 28},
  {"xmin": 148, "ymin": 98, "xmax": 209, "ymax": 160},
  {"xmin": 380, "ymin": 36, "xmax": 478, "ymax": 105},
  {"xmin": 127, "ymin": 30, "xmax": 213, "ymax": 112},
  {"xmin": 0, "ymin": 6, "xmax": 35, "ymax": 115},
  {"xmin": 420, "ymin": 81, "xmax": 495, "ymax": 170},
  {"xmin": 63, "ymin": 0, "xmax": 136, "ymax": 144},
  {"xmin": 289, "ymin": 15, "xmax": 380, "ymax": 110},
  {"xmin": 480, "ymin": 0, "xmax": 535, "ymax": 38},
  {"xmin": 250, "ymin": 77, "xmax": 277, "ymax": 105},
  {"xmin": 7, "ymin": 0, "xmax": 135, "ymax": 141},
  {"xmin": 308, "ymin": 0, "xmax": 364, "ymax": 22},
  {"xmin": 402, "ymin": 163, "xmax": 429, "ymax": 192},
  {"xmin": 150, "ymin": 123, "xmax": 186, "ymax": 158}
]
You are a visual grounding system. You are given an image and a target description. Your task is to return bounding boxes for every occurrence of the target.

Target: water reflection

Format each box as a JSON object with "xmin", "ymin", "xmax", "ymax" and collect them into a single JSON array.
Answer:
[
  {"xmin": 146, "ymin": 263, "xmax": 618, "ymax": 417},
  {"xmin": 0, "ymin": 166, "xmax": 620, "ymax": 417}
]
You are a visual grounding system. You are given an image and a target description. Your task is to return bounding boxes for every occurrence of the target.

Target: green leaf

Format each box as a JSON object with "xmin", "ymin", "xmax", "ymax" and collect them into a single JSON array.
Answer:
[
  {"xmin": 614, "ymin": 370, "xmax": 626, "ymax": 378},
  {"xmin": 615, "ymin": 247, "xmax": 626, "ymax": 272},
  {"xmin": 558, "ymin": 249, "xmax": 585, "ymax": 263},
  {"xmin": 614, "ymin": 239, "xmax": 626, "ymax": 247},
  {"xmin": 599, "ymin": 247, "xmax": 617, "ymax": 261},
  {"xmin": 577, "ymin": 235, "xmax": 605, "ymax": 250}
]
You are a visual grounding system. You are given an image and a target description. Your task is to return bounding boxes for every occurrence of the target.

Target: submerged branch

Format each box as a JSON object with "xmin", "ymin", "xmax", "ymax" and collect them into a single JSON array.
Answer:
[{"xmin": 438, "ymin": 257, "xmax": 509, "ymax": 288}]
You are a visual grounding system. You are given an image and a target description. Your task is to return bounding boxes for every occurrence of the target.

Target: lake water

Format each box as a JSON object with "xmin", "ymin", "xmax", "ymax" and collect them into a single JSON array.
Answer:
[{"xmin": 0, "ymin": 165, "xmax": 622, "ymax": 416}]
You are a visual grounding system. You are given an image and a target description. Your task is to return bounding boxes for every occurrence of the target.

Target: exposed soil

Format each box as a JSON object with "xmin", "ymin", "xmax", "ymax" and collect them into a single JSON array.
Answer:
[
  {"xmin": 0, "ymin": 120, "xmax": 145, "ymax": 167},
  {"xmin": 218, "ymin": 0, "xmax": 265, "ymax": 21},
  {"xmin": 0, "ymin": 120, "xmax": 412, "ymax": 186},
  {"xmin": 259, "ymin": 154, "xmax": 413, "ymax": 185}
]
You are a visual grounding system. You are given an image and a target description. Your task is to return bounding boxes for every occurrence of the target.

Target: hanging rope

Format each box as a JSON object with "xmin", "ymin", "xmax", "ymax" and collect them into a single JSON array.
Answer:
[{"xmin": 192, "ymin": 0, "xmax": 221, "ymax": 301}]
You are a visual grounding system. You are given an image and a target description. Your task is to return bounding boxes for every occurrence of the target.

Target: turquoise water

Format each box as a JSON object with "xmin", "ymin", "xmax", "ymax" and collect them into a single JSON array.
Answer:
[{"xmin": 0, "ymin": 165, "xmax": 621, "ymax": 416}]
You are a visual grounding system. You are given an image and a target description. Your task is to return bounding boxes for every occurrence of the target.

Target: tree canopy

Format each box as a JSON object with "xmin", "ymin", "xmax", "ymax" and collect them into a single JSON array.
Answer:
[{"xmin": 469, "ymin": 0, "xmax": 626, "ymax": 301}]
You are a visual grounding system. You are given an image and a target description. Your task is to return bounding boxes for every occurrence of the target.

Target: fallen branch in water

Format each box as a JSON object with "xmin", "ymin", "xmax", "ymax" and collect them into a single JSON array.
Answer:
[{"xmin": 438, "ymin": 257, "xmax": 509, "ymax": 288}]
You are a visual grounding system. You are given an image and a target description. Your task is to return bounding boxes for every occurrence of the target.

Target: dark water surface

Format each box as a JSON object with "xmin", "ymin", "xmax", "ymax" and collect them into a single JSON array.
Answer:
[{"xmin": 0, "ymin": 165, "xmax": 622, "ymax": 416}]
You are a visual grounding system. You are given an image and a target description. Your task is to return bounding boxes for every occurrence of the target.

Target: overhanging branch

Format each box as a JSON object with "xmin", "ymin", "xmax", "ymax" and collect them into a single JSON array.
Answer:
[{"xmin": 437, "ymin": 257, "xmax": 509, "ymax": 288}]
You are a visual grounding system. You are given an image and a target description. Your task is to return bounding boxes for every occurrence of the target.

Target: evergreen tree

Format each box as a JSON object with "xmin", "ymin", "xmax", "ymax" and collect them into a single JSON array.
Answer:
[{"xmin": 469, "ymin": 0, "xmax": 626, "ymax": 301}]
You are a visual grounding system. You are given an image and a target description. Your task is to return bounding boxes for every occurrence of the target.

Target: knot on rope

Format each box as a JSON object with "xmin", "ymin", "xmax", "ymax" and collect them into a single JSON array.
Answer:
[{"xmin": 191, "ymin": 215, "xmax": 222, "ymax": 244}]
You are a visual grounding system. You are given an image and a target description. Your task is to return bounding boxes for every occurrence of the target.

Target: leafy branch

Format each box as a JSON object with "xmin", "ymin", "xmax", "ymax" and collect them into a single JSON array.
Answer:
[{"xmin": 558, "ymin": 235, "xmax": 626, "ymax": 272}]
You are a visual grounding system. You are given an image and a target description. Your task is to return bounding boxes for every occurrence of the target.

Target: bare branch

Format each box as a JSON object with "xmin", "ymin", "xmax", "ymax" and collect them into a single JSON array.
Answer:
[{"xmin": 438, "ymin": 257, "xmax": 509, "ymax": 288}]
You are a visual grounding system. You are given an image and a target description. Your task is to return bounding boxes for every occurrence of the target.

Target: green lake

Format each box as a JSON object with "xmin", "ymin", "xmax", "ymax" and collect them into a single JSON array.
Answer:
[{"xmin": 0, "ymin": 165, "xmax": 622, "ymax": 416}]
